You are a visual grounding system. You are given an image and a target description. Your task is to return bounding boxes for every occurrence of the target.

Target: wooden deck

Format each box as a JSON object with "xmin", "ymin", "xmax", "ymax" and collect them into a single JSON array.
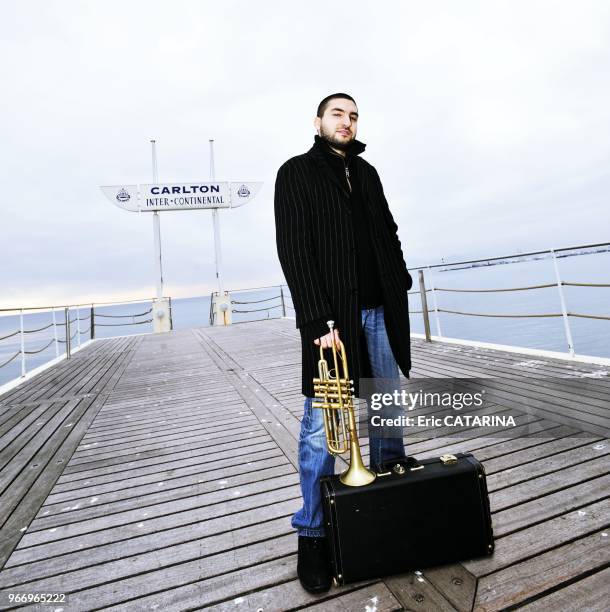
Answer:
[{"xmin": 0, "ymin": 318, "xmax": 608, "ymax": 611}]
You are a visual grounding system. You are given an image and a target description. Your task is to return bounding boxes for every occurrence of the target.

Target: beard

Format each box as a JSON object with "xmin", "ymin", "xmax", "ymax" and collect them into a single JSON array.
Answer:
[{"xmin": 319, "ymin": 125, "xmax": 355, "ymax": 151}]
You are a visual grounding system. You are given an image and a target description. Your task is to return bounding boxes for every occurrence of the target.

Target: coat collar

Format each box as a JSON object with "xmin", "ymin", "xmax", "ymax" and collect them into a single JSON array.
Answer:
[
  {"xmin": 308, "ymin": 134, "xmax": 366, "ymax": 162},
  {"xmin": 306, "ymin": 135, "xmax": 367, "ymax": 199}
]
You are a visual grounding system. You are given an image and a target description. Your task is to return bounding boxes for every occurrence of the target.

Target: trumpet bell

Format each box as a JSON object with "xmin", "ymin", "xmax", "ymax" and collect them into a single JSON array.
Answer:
[{"xmin": 341, "ymin": 460, "xmax": 376, "ymax": 487}]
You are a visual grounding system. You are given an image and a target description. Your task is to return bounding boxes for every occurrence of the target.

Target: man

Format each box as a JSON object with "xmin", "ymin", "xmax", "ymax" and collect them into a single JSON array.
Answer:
[{"xmin": 274, "ymin": 93, "xmax": 413, "ymax": 593}]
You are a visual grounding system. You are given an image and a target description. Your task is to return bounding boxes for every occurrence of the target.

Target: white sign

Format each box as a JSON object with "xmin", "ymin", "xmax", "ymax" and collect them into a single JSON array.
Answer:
[{"xmin": 100, "ymin": 181, "xmax": 262, "ymax": 212}]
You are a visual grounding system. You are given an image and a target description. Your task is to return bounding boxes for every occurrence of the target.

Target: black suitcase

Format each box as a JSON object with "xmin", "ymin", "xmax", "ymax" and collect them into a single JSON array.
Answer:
[{"xmin": 320, "ymin": 452, "xmax": 494, "ymax": 585}]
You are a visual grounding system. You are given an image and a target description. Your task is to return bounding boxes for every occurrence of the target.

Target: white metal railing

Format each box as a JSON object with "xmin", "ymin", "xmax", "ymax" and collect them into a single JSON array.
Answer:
[
  {"xmin": 410, "ymin": 242, "xmax": 610, "ymax": 357},
  {"xmin": 0, "ymin": 298, "xmax": 165, "ymax": 385},
  {"xmin": 209, "ymin": 284, "xmax": 288, "ymax": 325}
]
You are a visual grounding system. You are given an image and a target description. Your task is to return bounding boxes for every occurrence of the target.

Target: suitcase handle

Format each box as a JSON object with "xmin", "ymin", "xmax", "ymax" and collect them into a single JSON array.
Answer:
[
  {"xmin": 378, "ymin": 453, "xmax": 464, "ymax": 476},
  {"xmin": 378, "ymin": 456, "xmax": 420, "ymax": 475}
]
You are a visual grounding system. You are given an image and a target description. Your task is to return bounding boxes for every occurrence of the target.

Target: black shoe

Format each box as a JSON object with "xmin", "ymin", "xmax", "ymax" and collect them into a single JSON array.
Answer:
[{"xmin": 297, "ymin": 535, "xmax": 332, "ymax": 594}]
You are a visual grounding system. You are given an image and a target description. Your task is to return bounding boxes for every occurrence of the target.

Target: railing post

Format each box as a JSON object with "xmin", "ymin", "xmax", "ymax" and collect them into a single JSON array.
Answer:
[
  {"xmin": 19, "ymin": 309, "xmax": 26, "ymax": 377},
  {"xmin": 76, "ymin": 306, "xmax": 82, "ymax": 347},
  {"xmin": 90, "ymin": 305, "xmax": 95, "ymax": 339},
  {"xmin": 168, "ymin": 297, "xmax": 173, "ymax": 330},
  {"xmin": 65, "ymin": 307, "xmax": 71, "ymax": 359},
  {"xmin": 418, "ymin": 270, "xmax": 431, "ymax": 342},
  {"xmin": 209, "ymin": 292, "xmax": 215, "ymax": 326},
  {"xmin": 280, "ymin": 285, "xmax": 286, "ymax": 317},
  {"xmin": 551, "ymin": 248, "xmax": 575, "ymax": 357},
  {"xmin": 52, "ymin": 307, "xmax": 59, "ymax": 358},
  {"xmin": 426, "ymin": 265, "xmax": 443, "ymax": 338}
]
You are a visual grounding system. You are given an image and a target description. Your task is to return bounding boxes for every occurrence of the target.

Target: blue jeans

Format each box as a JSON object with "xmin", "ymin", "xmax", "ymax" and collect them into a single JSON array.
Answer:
[{"xmin": 291, "ymin": 304, "xmax": 406, "ymax": 537}]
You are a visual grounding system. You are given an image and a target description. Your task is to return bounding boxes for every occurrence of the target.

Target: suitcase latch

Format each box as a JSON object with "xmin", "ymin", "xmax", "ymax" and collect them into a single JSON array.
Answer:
[{"xmin": 440, "ymin": 454, "xmax": 458, "ymax": 465}]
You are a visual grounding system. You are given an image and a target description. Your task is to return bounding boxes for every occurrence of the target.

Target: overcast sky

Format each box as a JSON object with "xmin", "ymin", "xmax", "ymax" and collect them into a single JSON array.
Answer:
[{"xmin": 2, "ymin": 0, "xmax": 609, "ymax": 308}]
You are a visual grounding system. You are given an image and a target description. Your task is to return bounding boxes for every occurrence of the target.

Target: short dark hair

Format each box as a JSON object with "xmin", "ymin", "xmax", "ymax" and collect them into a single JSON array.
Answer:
[{"xmin": 317, "ymin": 93, "xmax": 357, "ymax": 118}]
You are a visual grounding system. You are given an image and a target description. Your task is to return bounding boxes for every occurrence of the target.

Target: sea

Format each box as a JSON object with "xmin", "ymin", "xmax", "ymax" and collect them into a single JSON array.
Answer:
[{"xmin": 1, "ymin": 248, "xmax": 608, "ymax": 388}]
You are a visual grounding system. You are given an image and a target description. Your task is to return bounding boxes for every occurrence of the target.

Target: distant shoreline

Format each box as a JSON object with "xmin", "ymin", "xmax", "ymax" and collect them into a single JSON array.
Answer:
[{"xmin": 437, "ymin": 246, "xmax": 610, "ymax": 272}]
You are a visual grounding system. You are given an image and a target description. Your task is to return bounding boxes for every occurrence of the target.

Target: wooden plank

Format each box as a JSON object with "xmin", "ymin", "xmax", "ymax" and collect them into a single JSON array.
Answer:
[
  {"xmin": 56, "ymin": 434, "xmax": 273, "ymax": 484},
  {"xmin": 84, "ymin": 402, "xmax": 243, "ymax": 435},
  {"xmin": 0, "ymin": 498, "xmax": 302, "ymax": 587},
  {"xmin": 26, "ymin": 463, "xmax": 295, "ymax": 533},
  {"xmin": 411, "ymin": 337, "xmax": 610, "ymax": 379},
  {"xmin": 67, "ymin": 420, "xmax": 265, "ymax": 464},
  {"xmin": 480, "ymin": 431, "xmax": 602, "ymax": 473},
  {"xmin": 420, "ymin": 564, "xmax": 478, "ymax": 612},
  {"xmin": 39, "ymin": 455, "xmax": 290, "ymax": 520},
  {"xmin": 18, "ymin": 473, "xmax": 300, "ymax": 547},
  {"xmin": 0, "ymin": 402, "xmax": 66, "ymax": 446},
  {"xmin": 0, "ymin": 400, "xmax": 72, "ymax": 472},
  {"xmin": 51, "ymin": 440, "xmax": 278, "ymax": 493},
  {"xmin": 60, "ymin": 430, "xmax": 272, "ymax": 476},
  {"xmin": 411, "ymin": 348, "xmax": 610, "ymax": 404},
  {"xmin": 474, "ymin": 529, "xmax": 610, "ymax": 610},
  {"xmin": 70, "ymin": 426, "xmax": 268, "ymax": 471},
  {"xmin": 492, "ymin": 463, "xmax": 610, "ymax": 527},
  {"xmin": 4, "ymin": 524, "xmax": 297, "ymax": 607},
  {"xmin": 101, "ymin": 555, "xmax": 300, "ymax": 611},
  {"xmin": 95, "ymin": 381, "xmax": 227, "ymax": 404},
  {"xmin": 82, "ymin": 401, "xmax": 245, "ymax": 437},
  {"xmin": 517, "ymin": 566, "xmax": 610, "ymax": 611},
  {"xmin": 45, "ymin": 447, "xmax": 284, "ymax": 504},
  {"xmin": 413, "ymin": 339, "xmax": 610, "ymax": 384},
  {"xmin": 383, "ymin": 571, "xmax": 460, "ymax": 611},
  {"xmin": 302, "ymin": 582, "xmax": 402, "ymax": 611},
  {"xmin": 10, "ymin": 484, "xmax": 301, "ymax": 566},
  {"xmin": 465, "ymin": 498, "xmax": 609, "ymax": 577},
  {"xmin": 486, "ymin": 438, "xmax": 610, "ymax": 491},
  {"xmin": 410, "ymin": 340, "xmax": 610, "ymax": 382},
  {"xmin": 73, "ymin": 416, "xmax": 262, "ymax": 456}
]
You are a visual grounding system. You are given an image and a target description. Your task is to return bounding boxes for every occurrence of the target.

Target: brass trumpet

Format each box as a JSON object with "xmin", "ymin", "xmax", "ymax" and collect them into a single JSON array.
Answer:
[{"xmin": 312, "ymin": 321, "xmax": 376, "ymax": 487}]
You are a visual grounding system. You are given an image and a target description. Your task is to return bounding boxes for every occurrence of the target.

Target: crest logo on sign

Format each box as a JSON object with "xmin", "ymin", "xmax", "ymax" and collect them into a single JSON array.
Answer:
[
  {"xmin": 116, "ymin": 188, "xmax": 131, "ymax": 203},
  {"xmin": 237, "ymin": 184, "xmax": 250, "ymax": 198}
]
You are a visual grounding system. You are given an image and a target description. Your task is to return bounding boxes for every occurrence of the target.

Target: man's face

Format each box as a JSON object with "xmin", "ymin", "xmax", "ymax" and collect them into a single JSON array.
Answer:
[{"xmin": 314, "ymin": 98, "xmax": 359, "ymax": 150}]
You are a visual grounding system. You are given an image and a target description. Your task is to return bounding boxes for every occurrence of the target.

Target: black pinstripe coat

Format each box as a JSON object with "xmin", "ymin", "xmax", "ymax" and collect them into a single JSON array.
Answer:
[{"xmin": 274, "ymin": 136, "xmax": 412, "ymax": 398}]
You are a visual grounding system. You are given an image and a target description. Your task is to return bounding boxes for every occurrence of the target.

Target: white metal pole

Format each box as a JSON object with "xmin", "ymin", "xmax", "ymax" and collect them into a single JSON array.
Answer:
[
  {"xmin": 551, "ymin": 248, "xmax": 575, "ymax": 357},
  {"xmin": 427, "ymin": 266, "xmax": 442, "ymax": 337},
  {"xmin": 209, "ymin": 139, "xmax": 224, "ymax": 296},
  {"xmin": 52, "ymin": 307, "xmax": 59, "ymax": 357},
  {"xmin": 76, "ymin": 306, "xmax": 82, "ymax": 347},
  {"xmin": 20, "ymin": 309, "xmax": 26, "ymax": 377},
  {"xmin": 65, "ymin": 307, "xmax": 71, "ymax": 358},
  {"xmin": 151, "ymin": 140, "xmax": 164, "ymax": 300}
]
